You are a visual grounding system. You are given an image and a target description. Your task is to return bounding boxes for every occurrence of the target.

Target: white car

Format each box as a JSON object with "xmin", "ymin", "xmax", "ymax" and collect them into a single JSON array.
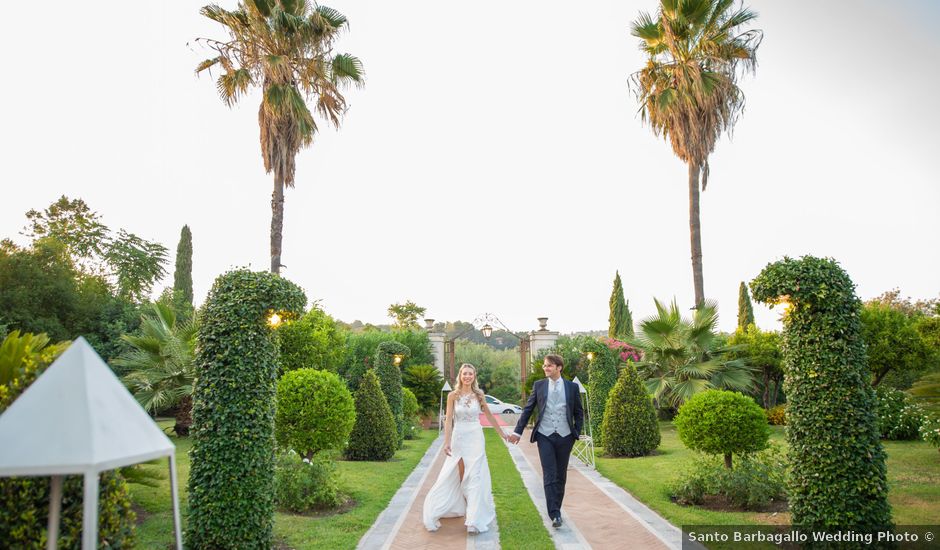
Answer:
[{"xmin": 485, "ymin": 395, "xmax": 523, "ymax": 414}]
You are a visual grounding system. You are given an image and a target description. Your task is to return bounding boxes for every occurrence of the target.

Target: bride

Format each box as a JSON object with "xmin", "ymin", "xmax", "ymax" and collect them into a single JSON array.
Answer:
[{"xmin": 423, "ymin": 363, "xmax": 508, "ymax": 534}]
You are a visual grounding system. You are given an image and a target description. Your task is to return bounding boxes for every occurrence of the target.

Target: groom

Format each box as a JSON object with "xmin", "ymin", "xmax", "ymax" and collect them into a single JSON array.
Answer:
[{"xmin": 508, "ymin": 354, "xmax": 584, "ymax": 528}]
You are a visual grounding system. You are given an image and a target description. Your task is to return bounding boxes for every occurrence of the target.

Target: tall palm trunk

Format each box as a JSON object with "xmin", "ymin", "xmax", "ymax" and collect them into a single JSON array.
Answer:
[
  {"xmin": 174, "ymin": 394, "xmax": 193, "ymax": 437},
  {"xmin": 688, "ymin": 161, "xmax": 705, "ymax": 307},
  {"xmin": 270, "ymin": 176, "xmax": 284, "ymax": 274}
]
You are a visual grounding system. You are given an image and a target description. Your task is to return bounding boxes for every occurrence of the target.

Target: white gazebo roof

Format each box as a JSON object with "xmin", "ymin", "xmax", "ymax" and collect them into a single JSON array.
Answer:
[{"xmin": 0, "ymin": 337, "xmax": 175, "ymax": 477}]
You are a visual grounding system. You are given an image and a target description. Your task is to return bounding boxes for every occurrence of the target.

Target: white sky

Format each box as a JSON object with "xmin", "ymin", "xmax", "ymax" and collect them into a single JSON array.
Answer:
[{"xmin": 2, "ymin": 0, "xmax": 938, "ymax": 335}]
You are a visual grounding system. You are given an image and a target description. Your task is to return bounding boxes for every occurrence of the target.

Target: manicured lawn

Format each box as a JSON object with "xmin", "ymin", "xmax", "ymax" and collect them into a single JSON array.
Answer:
[
  {"xmin": 129, "ymin": 422, "xmax": 437, "ymax": 549},
  {"xmin": 484, "ymin": 428, "xmax": 554, "ymax": 550},
  {"xmin": 596, "ymin": 422, "xmax": 940, "ymax": 528}
]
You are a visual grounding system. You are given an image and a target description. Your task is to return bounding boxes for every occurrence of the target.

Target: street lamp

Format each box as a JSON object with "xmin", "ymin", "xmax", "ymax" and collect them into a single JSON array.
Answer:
[
  {"xmin": 267, "ymin": 312, "xmax": 283, "ymax": 328},
  {"xmin": 393, "ymin": 354, "xmax": 404, "ymax": 367},
  {"xmin": 480, "ymin": 324, "xmax": 493, "ymax": 339}
]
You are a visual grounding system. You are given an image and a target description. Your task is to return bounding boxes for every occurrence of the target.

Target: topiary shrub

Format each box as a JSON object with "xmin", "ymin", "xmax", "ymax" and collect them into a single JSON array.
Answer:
[
  {"xmin": 275, "ymin": 305, "xmax": 347, "ymax": 375},
  {"xmin": 0, "ymin": 331, "xmax": 136, "ymax": 549},
  {"xmin": 766, "ymin": 404, "xmax": 787, "ymax": 426},
  {"xmin": 584, "ymin": 338, "xmax": 619, "ymax": 445},
  {"xmin": 186, "ymin": 269, "xmax": 306, "ymax": 550},
  {"xmin": 602, "ymin": 364, "xmax": 660, "ymax": 457},
  {"xmin": 402, "ymin": 386, "xmax": 421, "ymax": 439},
  {"xmin": 374, "ymin": 340, "xmax": 409, "ymax": 447},
  {"xmin": 274, "ymin": 452, "xmax": 341, "ymax": 513},
  {"xmin": 275, "ymin": 368, "xmax": 355, "ymax": 459},
  {"xmin": 752, "ymin": 255, "xmax": 892, "ymax": 531},
  {"xmin": 875, "ymin": 386, "xmax": 925, "ymax": 440},
  {"xmin": 345, "ymin": 370, "xmax": 398, "ymax": 461},
  {"xmin": 675, "ymin": 390, "xmax": 769, "ymax": 469}
]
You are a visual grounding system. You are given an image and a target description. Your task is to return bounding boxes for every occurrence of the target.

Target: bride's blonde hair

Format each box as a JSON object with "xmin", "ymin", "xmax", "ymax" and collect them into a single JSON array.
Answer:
[{"xmin": 456, "ymin": 363, "xmax": 485, "ymax": 405}]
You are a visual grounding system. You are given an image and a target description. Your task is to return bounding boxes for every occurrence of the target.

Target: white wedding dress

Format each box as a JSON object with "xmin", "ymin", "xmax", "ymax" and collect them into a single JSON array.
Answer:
[{"xmin": 422, "ymin": 393, "xmax": 496, "ymax": 533}]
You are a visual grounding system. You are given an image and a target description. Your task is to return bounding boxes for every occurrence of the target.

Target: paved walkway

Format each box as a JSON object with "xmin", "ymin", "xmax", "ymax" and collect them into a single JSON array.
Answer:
[{"xmin": 358, "ymin": 419, "xmax": 685, "ymax": 550}]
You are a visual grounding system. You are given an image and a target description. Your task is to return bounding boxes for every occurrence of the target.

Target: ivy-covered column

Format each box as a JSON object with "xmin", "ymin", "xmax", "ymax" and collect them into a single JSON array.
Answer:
[
  {"xmin": 186, "ymin": 269, "xmax": 306, "ymax": 549},
  {"xmin": 751, "ymin": 256, "xmax": 891, "ymax": 533}
]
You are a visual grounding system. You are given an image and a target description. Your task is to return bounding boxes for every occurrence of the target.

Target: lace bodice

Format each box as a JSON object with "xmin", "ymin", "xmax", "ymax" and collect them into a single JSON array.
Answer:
[{"xmin": 452, "ymin": 392, "xmax": 482, "ymax": 423}]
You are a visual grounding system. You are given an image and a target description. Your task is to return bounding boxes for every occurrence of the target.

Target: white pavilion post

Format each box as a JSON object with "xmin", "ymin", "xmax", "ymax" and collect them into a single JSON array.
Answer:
[
  {"xmin": 169, "ymin": 455, "xmax": 183, "ymax": 549},
  {"xmin": 46, "ymin": 475, "xmax": 63, "ymax": 550},
  {"xmin": 82, "ymin": 472, "xmax": 99, "ymax": 550}
]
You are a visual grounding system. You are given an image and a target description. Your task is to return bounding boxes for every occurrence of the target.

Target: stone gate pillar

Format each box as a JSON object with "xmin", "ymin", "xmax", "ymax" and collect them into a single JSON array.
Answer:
[
  {"xmin": 425, "ymin": 319, "xmax": 446, "ymax": 378},
  {"xmin": 528, "ymin": 317, "xmax": 559, "ymax": 363}
]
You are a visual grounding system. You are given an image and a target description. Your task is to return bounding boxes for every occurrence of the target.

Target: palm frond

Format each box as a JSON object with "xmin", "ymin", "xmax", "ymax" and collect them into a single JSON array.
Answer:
[{"xmin": 331, "ymin": 53, "xmax": 365, "ymax": 87}]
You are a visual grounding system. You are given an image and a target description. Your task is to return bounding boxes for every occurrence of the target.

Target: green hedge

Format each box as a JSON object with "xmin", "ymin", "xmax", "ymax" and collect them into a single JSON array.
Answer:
[
  {"xmin": 340, "ymin": 330, "xmax": 433, "ymax": 389},
  {"xmin": 186, "ymin": 269, "xmax": 306, "ymax": 549},
  {"xmin": 374, "ymin": 340, "xmax": 409, "ymax": 447},
  {"xmin": 345, "ymin": 370, "xmax": 398, "ymax": 461},
  {"xmin": 674, "ymin": 390, "xmax": 769, "ymax": 469},
  {"xmin": 275, "ymin": 368, "xmax": 355, "ymax": 459},
  {"xmin": 752, "ymin": 256, "xmax": 892, "ymax": 531},
  {"xmin": 602, "ymin": 364, "xmax": 660, "ymax": 457}
]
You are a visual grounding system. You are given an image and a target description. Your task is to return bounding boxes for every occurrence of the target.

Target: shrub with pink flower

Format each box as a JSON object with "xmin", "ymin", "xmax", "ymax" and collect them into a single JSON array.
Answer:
[{"xmin": 601, "ymin": 337, "xmax": 641, "ymax": 363}]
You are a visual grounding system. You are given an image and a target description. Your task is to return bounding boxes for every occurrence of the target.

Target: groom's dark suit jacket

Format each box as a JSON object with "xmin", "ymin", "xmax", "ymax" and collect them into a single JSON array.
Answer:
[{"xmin": 513, "ymin": 378, "xmax": 584, "ymax": 443}]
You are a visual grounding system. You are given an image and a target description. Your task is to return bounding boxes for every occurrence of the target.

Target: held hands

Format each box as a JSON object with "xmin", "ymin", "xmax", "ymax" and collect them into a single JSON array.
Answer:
[{"xmin": 507, "ymin": 433, "xmax": 521, "ymax": 444}]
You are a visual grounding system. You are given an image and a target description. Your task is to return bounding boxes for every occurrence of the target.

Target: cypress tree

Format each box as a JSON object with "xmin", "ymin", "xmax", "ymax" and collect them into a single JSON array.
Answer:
[
  {"xmin": 602, "ymin": 364, "xmax": 660, "ymax": 457},
  {"xmin": 737, "ymin": 281, "xmax": 755, "ymax": 329},
  {"xmin": 173, "ymin": 225, "xmax": 193, "ymax": 310},
  {"xmin": 345, "ymin": 370, "xmax": 398, "ymax": 461},
  {"xmin": 608, "ymin": 271, "xmax": 634, "ymax": 338}
]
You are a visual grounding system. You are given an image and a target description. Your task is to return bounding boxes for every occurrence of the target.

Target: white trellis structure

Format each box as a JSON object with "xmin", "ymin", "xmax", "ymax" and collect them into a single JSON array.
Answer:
[{"xmin": 571, "ymin": 376, "xmax": 595, "ymax": 469}]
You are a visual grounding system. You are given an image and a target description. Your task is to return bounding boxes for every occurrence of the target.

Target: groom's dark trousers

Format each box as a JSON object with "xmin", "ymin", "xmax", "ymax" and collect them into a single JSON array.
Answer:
[{"xmin": 536, "ymin": 431, "xmax": 576, "ymax": 519}]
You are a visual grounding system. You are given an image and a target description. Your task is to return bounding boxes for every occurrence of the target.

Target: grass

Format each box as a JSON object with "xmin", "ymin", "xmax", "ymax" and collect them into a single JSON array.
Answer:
[
  {"xmin": 596, "ymin": 421, "xmax": 940, "ymax": 529},
  {"xmin": 129, "ymin": 421, "xmax": 437, "ymax": 549},
  {"xmin": 484, "ymin": 428, "xmax": 554, "ymax": 550}
]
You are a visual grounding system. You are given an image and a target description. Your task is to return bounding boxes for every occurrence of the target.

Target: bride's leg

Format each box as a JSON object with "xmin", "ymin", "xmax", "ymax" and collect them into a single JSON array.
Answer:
[{"xmin": 458, "ymin": 458, "xmax": 465, "ymax": 482}]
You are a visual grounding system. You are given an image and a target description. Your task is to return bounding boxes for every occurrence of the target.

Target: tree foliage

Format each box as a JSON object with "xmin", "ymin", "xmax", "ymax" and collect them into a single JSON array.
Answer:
[
  {"xmin": 725, "ymin": 325, "xmax": 783, "ymax": 408},
  {"xmin": 276, "ymin": 305, "xmax": 347, "ymax": 375},
  {"xmin": 609, "ymin": 271, "xmax": 634, "ymax": 339},
  {"xmin": 631, "ymin": 299, "xmax": 756, "ymax": 410},
  {"xmin": 196, "ymin": 1, "xmax": 364, "ymax": 273},
  {"xmin": 186, "ymin": 269, "xmax": 306, "ymax": 549},
  {"xmin": 630, "ymin": 0, "xmax": 761, "ymax": 306},
  {"xmin": 387, "ymin": 300, "xmax": 426, "ymax": 331},
  {"xmin": 752, "ymin": 255, "xmax": 891, "ymax": 531},
  {"xmin": 737, "ymin": 281, "xmax": 755, "ymax": 329},
  {"xmin": 861, "ymin": 301, "xmax": 935, "ymax": 389},
  {"xmin": 374, "ymin": 340, "xmax": 408, "ymax": 447},
  {"xmin": 173, "ymin": 225, "xmax": 194, "ymax": 313},
  {"xmin": 403, "ymin": 363, "xmax": 445, "ymax": 413}
]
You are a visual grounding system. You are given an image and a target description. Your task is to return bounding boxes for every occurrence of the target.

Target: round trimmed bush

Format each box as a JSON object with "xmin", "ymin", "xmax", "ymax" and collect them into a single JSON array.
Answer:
[
  {"xmin": 186, "ymin": 269, "xmax": 306, "ymax": 550},
  {"xmin": 276, "ymin": 369, "xmax": 355, "ymax": 459},
  {"xmin": 345, "ymin": 370, "xmax": 398, "ymax": 461},
  {"xmin": 752, "ymin": 255, "xmax": 892, "ymax": 531},
  {"xmin": 675, "ymin": 390, "xmax": 769, "ymax": 469},
  {"xmin": 875, "ymin": 386, "xmax": 924, "ymax": 440},
  {"xmin": 602, "ymin": 364, "xmax": 660, "ymax": 457},
  {"xmin": 374, "ymin": 340, "xmax": 409, "ymax": 447}
]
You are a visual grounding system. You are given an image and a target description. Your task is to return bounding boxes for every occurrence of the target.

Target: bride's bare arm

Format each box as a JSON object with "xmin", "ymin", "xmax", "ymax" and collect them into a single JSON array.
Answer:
[
  {"xmin": 480, "ymin": 399, "xmax": 509, "ymax": 441},
  {"xmin": 443, "ymin": 391, "xmax": 456, "ymax": 456}
]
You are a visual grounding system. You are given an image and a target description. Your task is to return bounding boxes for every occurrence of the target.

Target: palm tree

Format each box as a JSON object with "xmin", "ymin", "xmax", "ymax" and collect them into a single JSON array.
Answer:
[
  {"xmin": 630, "ymin": 298, "xmax": 756, "ymax": 410},
  {"xmin": 196, "ymin": 0, "xmax": 364, "ymax": 274},
  {"xmin": 630, "ymin": 0, "xmax": 761, "ymax": 306},
  {"xmin": 115, "ymin": 304, "xmax": 198, "ymax": 436}
]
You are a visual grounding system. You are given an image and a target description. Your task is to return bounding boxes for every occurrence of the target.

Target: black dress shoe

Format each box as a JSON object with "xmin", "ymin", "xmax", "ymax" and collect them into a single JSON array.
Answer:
[{"xmin": 552, "ymin": 516, "xmax": 563, "ymax": 528}]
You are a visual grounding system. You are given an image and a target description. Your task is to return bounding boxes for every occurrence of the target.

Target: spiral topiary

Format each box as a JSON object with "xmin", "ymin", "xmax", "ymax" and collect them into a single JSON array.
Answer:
[
  {"xmin": 751, "ymin": 255, "xmax": 892, "ymax": 532},
  {"xmin": 602, "ymin": 364, "xmax": 660, "ymax": 457},
  {"xmin": 674, "ymin": 390, "xmax": 769, "ymax": 469},
  {"xmin": 275, "ymin": 368, "xmax": 355, "ymax": 459},
  {"xmin": 345, "ymin": 369, "xmax": 398, "ymax": 461},
  {"xmin": 186, "ymin": 269, "xmax": 306, "ymax": 549},
  {"xmin": 374, "ymin": 340, "xmax": 409, "ymax": 447}
]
